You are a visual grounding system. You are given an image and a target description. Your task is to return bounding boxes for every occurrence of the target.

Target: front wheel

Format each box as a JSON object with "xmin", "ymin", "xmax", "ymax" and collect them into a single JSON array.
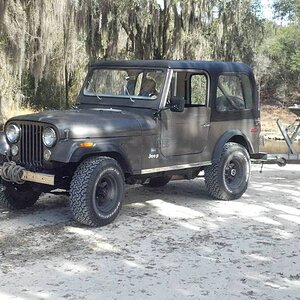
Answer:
[
  {"xmin": 204, "ymin": 142, "xmax": 250, "ymax": 200},
  {"xmin": 70, "ymin": 156, "xmax": 125, "ymax": 227}
]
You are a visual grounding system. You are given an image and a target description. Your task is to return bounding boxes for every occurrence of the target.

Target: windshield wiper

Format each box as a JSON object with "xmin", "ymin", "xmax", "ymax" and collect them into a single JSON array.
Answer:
[
  {"xmin": 124, "ymin": 76, "xmax": 135, "ymax": 103},
  {"xmin": 124, "ymin": 84, "xmax": 135, "ymax": 103},
  {"xmin": 94, "ymin": 93, "xmax": 102, "ymax": 101},
  {"xmin": 87, "ymin": 80, "xmax": 102, "ymax": 101}
]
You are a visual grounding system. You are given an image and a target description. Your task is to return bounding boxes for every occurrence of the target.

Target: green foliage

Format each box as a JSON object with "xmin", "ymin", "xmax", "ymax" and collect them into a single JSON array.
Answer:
[
  {"xmin": 290, "ymin": 49, "xmax": 300, "ymax": 71},
  {"xmin": 256, "ymin": 21, "xmax": 300, "ymax": 104},
  {"xmin": 22, "ymin": 73, "xmax": 65, "ymax": 110},
  {"xmin": 273, "ymin": 0, "xmax": 300, "ymax": 21}
]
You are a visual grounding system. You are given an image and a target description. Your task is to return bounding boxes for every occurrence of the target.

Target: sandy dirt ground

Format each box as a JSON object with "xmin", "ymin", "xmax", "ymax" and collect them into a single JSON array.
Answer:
[{"xmin": 0, "ymin": 164, "xmax": 299, "ymax": 300}]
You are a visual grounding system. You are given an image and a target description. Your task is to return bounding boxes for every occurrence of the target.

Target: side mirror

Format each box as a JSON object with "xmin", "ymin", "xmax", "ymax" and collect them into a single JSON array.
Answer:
[{"xmin": 170, "ymin": 96, "xmax": 185, "ymax": 112}]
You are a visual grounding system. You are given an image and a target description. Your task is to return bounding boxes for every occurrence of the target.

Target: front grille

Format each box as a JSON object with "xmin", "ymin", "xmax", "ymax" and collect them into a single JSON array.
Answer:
[{"xmin": 19, "ymin": 123, "xmax": 43, "ymax": 166}]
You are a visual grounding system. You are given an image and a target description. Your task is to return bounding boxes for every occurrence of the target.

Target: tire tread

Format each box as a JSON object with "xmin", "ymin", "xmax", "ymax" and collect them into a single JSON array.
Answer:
[
  {"xmin": 70, "ymin": 156, "xmax": 124, "ymax": 226},
  {"xmin": 204, "ymin": 142, "xmax": 250, "ymax": 200}
]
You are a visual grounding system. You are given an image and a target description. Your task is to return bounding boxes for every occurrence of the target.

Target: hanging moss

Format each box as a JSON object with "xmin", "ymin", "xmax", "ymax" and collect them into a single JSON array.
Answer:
[{"xmin": 0, "ymin": 0, "xmax": 264, "ymax": 118}]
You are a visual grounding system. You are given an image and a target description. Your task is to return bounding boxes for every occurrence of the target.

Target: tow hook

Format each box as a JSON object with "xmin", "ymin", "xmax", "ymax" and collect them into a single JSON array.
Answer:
[{"xmin": 259, "ymin": 156, "xmax": 287, "ymax": 173}]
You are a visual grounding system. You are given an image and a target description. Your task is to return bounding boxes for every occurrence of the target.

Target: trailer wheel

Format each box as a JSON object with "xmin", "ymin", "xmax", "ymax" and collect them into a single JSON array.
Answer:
[
  {"xmin": 70, "ymin": 156, "xmax": 125, "ymax": 227},
  {"xmin": 204, "ymin": 142, "xmax": 250, "ymax": 200}
]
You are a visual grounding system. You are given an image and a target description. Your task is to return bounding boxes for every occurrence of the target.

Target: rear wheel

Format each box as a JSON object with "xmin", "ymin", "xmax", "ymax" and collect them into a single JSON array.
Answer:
[
  {"xmin": 70, "ymin": 156, "xmax": 125, "ymax": 226},
  {"xmin": 204, "ymin": 142, "xmax": 250, "ymax": 200}
]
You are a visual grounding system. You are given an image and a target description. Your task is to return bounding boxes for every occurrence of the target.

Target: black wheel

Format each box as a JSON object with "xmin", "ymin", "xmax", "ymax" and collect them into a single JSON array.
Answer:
[
  {"xmin": 146, "ymin": 176, "xmax": 172, "ymax": 187},
  {"xmin": 0, "ymin": 180, "xmax": 41, "ymax": 209},
  {"xmin": 70, "ymin": 156, "xmax": 125, "ymax": 227},
  {"xmin": 204, "ymin": 142, "xmax": 250, "ymax": 200}
]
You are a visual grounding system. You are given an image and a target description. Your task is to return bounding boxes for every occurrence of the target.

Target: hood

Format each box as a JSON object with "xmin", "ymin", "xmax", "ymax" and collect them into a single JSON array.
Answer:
[{"xmin": 9, "ymin": 108, "xmax": 156, "ymax": 139}]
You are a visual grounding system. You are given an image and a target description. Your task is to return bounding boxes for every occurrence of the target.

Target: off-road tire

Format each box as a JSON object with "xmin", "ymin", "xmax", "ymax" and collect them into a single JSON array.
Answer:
[
  {"xmin": 147, "ymin": 176, "xmax": 172, "ymax": 187},
  {"xmin": 0, "ymin": 180, "xmax": 41, "ymax": 209},
  {"xmin": 204, "ymin": 142, "xmax": 250, "ymax": 200},
  {"xmin": 70, "ymin": 156, "xmax": 125, "ymax": 227}
]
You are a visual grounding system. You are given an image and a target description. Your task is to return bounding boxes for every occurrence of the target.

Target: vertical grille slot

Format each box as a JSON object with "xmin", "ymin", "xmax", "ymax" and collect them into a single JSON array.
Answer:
[{"xmin": 20, "ymin": 123, "xmax": 43, "ymax": 166}]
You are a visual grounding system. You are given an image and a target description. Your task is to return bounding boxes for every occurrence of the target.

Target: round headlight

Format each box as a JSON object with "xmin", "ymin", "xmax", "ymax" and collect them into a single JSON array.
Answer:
[
  {"xmin": 42, "ymin": 127, "xmax": 57, "ymax": 148},
  {"xmin": 6, "ymin": 124, "xmax": 20, "ymax": 143}
]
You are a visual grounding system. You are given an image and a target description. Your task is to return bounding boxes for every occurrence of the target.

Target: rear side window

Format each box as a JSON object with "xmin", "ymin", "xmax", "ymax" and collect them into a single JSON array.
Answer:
[{"xmin": 216, "ymin": 74, "xmax": 253, "ymax": 112}]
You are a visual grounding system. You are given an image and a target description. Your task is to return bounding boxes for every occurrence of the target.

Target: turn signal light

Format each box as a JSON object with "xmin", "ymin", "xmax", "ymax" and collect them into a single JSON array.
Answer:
[{"xmin": 80, "ymin": 142, "xmax": 95, "ymax": 148}]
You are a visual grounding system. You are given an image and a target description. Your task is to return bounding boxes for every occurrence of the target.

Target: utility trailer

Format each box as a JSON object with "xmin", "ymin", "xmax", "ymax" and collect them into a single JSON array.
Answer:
[{"xmin": 261, "ymin": 104, "xmax": 300, "ymax": 167}]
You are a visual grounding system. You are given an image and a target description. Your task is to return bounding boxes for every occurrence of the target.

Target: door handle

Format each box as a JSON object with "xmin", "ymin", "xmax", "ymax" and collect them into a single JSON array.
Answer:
[{"xmin": 201, "ymin": 123, "xmax": 211, "ymax": 128}]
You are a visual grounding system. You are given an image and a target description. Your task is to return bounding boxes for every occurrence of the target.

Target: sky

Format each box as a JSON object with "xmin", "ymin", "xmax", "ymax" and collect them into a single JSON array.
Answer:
[{"xmin": 261, "ymin": 0, "xmax": 274, "ymax": 20}]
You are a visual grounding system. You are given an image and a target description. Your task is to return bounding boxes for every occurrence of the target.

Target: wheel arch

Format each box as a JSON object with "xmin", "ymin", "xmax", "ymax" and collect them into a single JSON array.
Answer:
[
  {"xmin": 212, "ymin": 130, "xmax": 254, "ymax": 164},
  {"xmin": 50, "ymin": 140, "xmax": 135, "ymax": 176},
  {"xmin": 79, "ymin": 151, "xmax": 133, "ymax": 176},
  {"xmin": 70, "ymin": 145, "xmax": 133, "ymax": 176}
]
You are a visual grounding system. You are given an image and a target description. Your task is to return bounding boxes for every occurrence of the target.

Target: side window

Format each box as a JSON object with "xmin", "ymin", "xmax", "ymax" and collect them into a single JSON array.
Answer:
[
  {"xmin": 216, "ymin": 74, "xmax": 253, "ymax": 112},
  {"xmin": 190, "ymin": 74, "xmax": 207, "ymax": 106}
]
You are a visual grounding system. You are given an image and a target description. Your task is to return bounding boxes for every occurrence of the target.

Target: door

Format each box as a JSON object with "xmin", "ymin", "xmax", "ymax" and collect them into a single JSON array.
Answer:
[{"xmin": 161, "ymin": 72, "xmax": 211, "ymax": 157}]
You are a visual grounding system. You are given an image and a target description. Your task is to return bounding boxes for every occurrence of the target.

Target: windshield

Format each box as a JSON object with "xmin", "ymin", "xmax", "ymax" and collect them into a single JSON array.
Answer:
[{"xmin": 84, "ymin": 68, "xmax": 165, "ymax": 100}]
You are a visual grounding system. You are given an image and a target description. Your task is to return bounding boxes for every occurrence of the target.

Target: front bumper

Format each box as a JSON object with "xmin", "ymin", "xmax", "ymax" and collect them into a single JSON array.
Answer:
[{"xmin": 0, "ymin": 162, "xmax": 55, "ymax": 186}]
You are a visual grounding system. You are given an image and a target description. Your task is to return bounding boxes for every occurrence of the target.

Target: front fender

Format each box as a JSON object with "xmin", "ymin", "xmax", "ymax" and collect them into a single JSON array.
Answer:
[
  {"xmin": 0, "ymin": 132, "xmax": 10, "ymax": 156},
  {"xmin": 49, "ymin": 138, "xmax": 135, "ymax": 174}
]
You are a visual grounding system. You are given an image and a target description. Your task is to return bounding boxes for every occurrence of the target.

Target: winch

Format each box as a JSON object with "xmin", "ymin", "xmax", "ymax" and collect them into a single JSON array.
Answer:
[
  {"xmin": 0, "ymin": 161, "xmax": 25, "ymax": 184},
  {"xmin": 0, "ymin": 161, "xmax": 54, "ymax": 186}
]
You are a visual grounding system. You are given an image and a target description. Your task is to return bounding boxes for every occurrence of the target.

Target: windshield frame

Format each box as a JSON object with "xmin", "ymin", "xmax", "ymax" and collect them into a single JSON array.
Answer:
[{"xmin": 79, "ymin": 66, "xmax": 167, "ymax": 109}]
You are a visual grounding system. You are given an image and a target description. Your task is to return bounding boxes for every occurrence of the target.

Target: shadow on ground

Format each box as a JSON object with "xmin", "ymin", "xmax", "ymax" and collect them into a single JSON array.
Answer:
[{"xmin": 0, "ymin": 164, "xmax": 299, "ymax": 300}]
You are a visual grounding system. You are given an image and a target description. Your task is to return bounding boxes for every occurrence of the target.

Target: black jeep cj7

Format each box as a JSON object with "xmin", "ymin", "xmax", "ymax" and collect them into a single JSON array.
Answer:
[{"xmin": 0, "ymin": 60, "xmax": 261, "ymax": 226}]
